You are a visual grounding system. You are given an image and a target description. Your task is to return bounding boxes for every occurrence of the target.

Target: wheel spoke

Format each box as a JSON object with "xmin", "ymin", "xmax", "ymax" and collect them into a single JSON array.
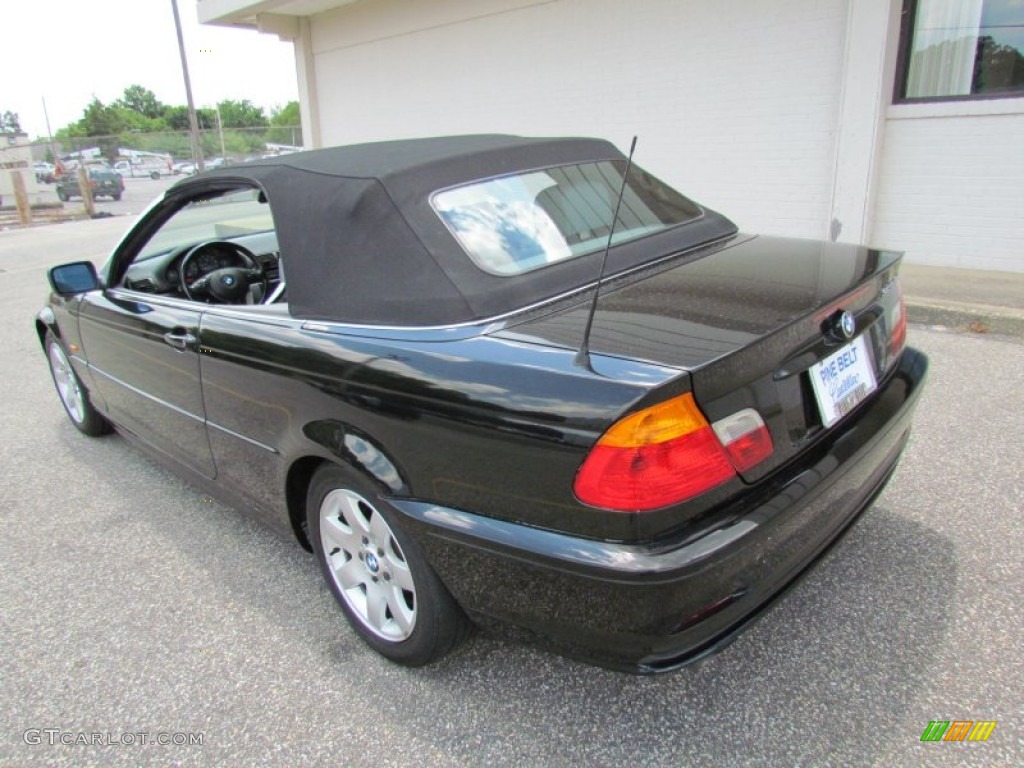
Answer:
[
  {"xmin": 365, "ymin": 586, "xmax": 388, "ymax": 632},
  {"xmin": 388, "ymin": 560, "xmax": 415, "ymax": 592},
  {"xmin": 369, "ymin": 509, "xmax": 391, "ymax": 546},
  {"xmin": 339, "ymin": 492, "xmax": 372, "ymax": 535},
  {"xmin": 333, "ymin": 556, "xmax": 366, "ymax": 590},
  {"xmin": 386, "ymin": 589, "xmax": 415, "ymax": 635},
  {"xmin": 321, "ymin": 513, "xmax": 357, "ymax": 553}
]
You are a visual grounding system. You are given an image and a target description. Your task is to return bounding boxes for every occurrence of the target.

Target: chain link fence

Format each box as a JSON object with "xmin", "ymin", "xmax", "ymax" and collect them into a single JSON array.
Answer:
[{"xmin": 30, "ymin": 125, "xmax": 303, "ymax": 166}]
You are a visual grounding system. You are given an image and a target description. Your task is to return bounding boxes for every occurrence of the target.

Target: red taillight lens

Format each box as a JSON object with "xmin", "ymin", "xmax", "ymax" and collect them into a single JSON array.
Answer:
[
  {"xmin": 711, "ymin": 409, "xmax": 774, "ymax": 473},
  {"xmin": 890, "ymin": 281, "xmax": 907, "ymax": 357},
  {"xmin": 574, "ymin": 393, "xmax": 736, "ymax": 511}
]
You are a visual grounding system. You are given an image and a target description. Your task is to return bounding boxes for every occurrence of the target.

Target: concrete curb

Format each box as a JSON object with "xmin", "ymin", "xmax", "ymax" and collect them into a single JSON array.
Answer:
[{"xmin": 906, "ymin": 298, "xmax": 1024, "ymax": 338}]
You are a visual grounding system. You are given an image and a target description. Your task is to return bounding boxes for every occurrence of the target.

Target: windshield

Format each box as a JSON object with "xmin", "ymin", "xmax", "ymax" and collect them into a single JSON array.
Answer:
[
  {"xmin": 431, "ymin": 160, "xmax": 702, "ymax": 276},
  {"xmin": 137, "ymin": 188, "xmax": 274, "ymax": 261}
]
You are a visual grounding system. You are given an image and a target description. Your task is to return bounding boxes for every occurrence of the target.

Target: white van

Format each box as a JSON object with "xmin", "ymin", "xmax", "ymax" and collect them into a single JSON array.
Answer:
[{"xmin": 114, "ymin": 157, "xmax": 173, "ymax": 179}]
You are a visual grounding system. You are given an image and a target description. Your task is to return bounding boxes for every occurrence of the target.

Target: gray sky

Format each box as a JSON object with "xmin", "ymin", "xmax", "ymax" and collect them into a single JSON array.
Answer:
[{"xmin": 3, "ymin": 0, "xmax": 299, "ymax": 138}]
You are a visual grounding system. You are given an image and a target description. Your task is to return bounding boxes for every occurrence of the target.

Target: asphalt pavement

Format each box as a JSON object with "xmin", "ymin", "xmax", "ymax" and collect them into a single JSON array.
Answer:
[
  {"xmin": 0, "ymin": 217, "xmax": 1021, "ymax": 767},
  {"xmin": 0, "ymin": 174, "xmax": 178, "ymax": 225}
]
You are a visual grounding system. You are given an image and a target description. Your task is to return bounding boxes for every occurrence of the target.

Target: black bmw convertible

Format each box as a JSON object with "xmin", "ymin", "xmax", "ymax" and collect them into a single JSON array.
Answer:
[{"xmin": 37, "ymin": 135, "xmax": 927, "ymax": 673}]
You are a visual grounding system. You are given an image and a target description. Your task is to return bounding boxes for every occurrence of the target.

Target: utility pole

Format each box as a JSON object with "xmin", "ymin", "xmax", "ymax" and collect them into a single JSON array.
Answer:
[
  {"xmin": 41, "ymin": 96, "xmax": 60, "ymax": 166},
  {"xmin": 77, "ymin": 165, "xmax": 96, "ymax": 217},
  {"xmin": 12, "ymin": 171, "xmax": 32, "ymax": 226},
  {"xmin": 215, "ymin": 104, "xmax": 227, "ymax": 161},
  {"xmin": 171, "ymin": 0, "xmax": 205, "ymax": 172}
]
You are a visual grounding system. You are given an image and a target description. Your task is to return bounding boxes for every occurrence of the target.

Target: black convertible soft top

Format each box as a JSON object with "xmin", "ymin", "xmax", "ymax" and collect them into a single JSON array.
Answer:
[{"xmin": 197, "ymin": 135, "xmax": 737, "ymax": 326}]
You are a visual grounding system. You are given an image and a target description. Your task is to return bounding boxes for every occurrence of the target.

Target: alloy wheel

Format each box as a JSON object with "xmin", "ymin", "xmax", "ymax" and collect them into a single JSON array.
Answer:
[
  {"xmin": 48, "ymin": 341, "xmax": 85, "ymax": 424},
  {"xmin": 319, "ymin": 489, "xmax": 417, "ymax": 641}
]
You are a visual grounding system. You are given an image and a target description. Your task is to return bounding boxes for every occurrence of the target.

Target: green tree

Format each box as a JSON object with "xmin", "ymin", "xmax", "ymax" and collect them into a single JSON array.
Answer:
[
  {"xmin": 267, "ymin": 101, "xmax": 301, "ymax": 145},
  {"xmin": 162, "ymin": 105, "xmax": 215, "ymax": 131},
  {"xmin": 270, "ymin": 101, "xmax": 300, "ymax": 126},
  {"xmin": 78, "ymin": 98, "xmax": 127, "ymax": 136},
  {"xmin": 1, "ymin": 110, "xmax": 22, "ymax": 133},
  {"xmin": 70, "ymin": 98, "xmax": 127, "ymax": 161},
  {"xmin": 215, "ymin": 99, "xmax": 268, "ymax": 128},
  {"xmin": 115, "ymin": 85, "xmax": 164, "ymax": 120}
]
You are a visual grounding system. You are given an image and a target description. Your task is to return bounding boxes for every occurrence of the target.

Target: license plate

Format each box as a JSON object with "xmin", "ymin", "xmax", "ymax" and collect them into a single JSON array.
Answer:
[{"xmin": 809, "ymin": 335, "xmax": 877, "ymax": 428}]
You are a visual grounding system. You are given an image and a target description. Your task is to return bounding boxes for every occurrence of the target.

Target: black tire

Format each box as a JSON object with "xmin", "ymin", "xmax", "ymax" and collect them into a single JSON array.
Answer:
[
  {"xmin": 112, "ymin": 192, "xmax": 122, "ymax": 201},
  {"xmin": 44, "ymin": 332, "xmax": 111, "ymax": 437},
  {"xmin": 150, "ymin": 171, "xmax": 160, "ymax": 180},
  {"xmin": 56, "ymin": 188, "xmax": 68, "ymax": 202},
  {"xmin": 307, "ymin": 463, "xmax": 470, "ymax": 666}
]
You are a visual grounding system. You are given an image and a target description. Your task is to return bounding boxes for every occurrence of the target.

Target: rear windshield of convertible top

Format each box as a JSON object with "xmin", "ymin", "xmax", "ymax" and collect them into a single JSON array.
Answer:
[{"xmin": 431, "ymin": 160, "xmax": 703, "ymax": 276}]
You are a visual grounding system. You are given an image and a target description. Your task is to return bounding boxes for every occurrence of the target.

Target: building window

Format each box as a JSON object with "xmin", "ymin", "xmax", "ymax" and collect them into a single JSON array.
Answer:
[{"xmin": 897, "ymin": 0, "xmax": 1024, "ymax": 101}]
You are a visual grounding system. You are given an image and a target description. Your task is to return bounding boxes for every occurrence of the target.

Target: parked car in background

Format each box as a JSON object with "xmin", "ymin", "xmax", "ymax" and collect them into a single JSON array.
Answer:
[
  {"xmin": 37, "ymin": 135, "xmax": 927, "ymax": 673},
  {"xmin": 55, "ymin": 168, "xmax": 125, "ymax": 201},
  {"xmin": 34, "ymin": 162, "xmax": 56, "ymax": 183},
  {"xmin": 114, "ymin": 157, "xmax": 173, "ymax": 179},
  {"xmin": 172, "ymin": 157, "xmax": 231, "ymax": 176}
]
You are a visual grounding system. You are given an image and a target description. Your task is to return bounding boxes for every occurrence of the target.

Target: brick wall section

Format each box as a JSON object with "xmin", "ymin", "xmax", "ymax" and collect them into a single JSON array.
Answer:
[
  {"xmin": 873, "ymin": 109, "xmax": 1024, "ymax": 272},
  {"xmin": 310, "ymin": 0, "xmax": 848, "ymax": 239}
]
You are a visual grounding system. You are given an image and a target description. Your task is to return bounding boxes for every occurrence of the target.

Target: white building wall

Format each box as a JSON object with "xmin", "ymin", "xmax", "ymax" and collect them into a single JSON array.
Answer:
[
  {"xmin": 211, "ymin": 0, "xmax": 1022, "ymax": 271},
  {"xmin": 0, "ymin": 136, "xmax": 44, "ymax": 204},
  {"xmin": 308, "ymin": 0, "xmax": 849, "ymax": 240},
  {"xmin": 873, "ymin": 100, "xmax": 1024, "ymax": 272}
]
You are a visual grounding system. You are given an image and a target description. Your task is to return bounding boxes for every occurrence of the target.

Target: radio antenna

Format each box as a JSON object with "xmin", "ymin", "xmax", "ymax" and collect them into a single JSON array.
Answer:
[{"xmin": 575, "ymin": 136, "xmax": 637, "ymax": 370}]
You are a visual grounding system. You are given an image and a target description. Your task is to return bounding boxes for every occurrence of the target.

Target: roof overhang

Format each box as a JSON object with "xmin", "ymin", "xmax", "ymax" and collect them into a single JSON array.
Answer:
[{"xmin": 197, "ymin": 0, "xmax": 362, "ymax": 32}]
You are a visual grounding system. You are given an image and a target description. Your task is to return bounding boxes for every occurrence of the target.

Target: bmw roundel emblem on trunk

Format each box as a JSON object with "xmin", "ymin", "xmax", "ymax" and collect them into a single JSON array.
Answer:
[
  {"xmin": 839, "ymin": 311, "xmax": 856, "ymax": 340},
  {"xmin": 827, "ymin": 309, "xmax": 856, "ymax": 341}
]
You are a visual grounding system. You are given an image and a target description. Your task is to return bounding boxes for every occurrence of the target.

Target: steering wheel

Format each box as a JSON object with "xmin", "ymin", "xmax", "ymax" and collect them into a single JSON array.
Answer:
[{"xmin": 179, "ymin": 240, "xmax": 267, "ymax": 304}]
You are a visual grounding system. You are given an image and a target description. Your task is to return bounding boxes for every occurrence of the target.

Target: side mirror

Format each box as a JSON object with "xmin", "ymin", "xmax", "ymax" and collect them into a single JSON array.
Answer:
[{"xmin": 48, "ymin": 261, "xmax": 101, "ymax": 295}]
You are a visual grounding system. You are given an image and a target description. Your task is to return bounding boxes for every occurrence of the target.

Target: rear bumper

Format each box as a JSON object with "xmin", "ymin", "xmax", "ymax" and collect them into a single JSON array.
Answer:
[{"xmin": 394, "ymin": 347, "xmax": 928, "ymax": 673}]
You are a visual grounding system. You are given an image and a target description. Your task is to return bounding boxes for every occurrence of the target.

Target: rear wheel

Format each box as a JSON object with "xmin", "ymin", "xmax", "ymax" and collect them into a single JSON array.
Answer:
[
  {"xmin": 112, "ymin": 192, "xmax": 122, "ymax": 201},
  {"xmin": 56, "ymin": 188, "xmax": 68, "ymax": 202},
  {"xmin": 45, "ymin": 332, "xmax": 110, "ymax": 437},
  {"xmin": 307, "ymin": 463, "xmax": 470, "ymax": 666},
  {"xmin": 150, "ymin": 171, "xmax": 159, "ymax": 180}
]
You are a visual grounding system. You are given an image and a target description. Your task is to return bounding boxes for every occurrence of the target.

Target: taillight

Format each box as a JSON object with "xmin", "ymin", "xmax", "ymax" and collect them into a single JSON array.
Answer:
[
  {"xmin": 574, "ymin": 393, "xmax": 737, "ymax": 511},
  {"xmin": 711, "ymin": 409, "xmax": 774, "ymax": 473},
  {"xmin": 889, "ymin": 281, "xmax": 907, "ymax": 357}
]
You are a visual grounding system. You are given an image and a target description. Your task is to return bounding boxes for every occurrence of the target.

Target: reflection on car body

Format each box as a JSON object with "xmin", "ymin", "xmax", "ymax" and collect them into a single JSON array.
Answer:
[{"xmin": 37, "ymin": 135, "xmax": 927, "ymax": 673}]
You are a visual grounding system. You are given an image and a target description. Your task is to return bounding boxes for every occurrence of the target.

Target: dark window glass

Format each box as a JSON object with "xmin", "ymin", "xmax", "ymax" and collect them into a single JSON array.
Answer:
[{"xmin": 899, "ymin": 0, "xmax": 1024, "ymax": 100}]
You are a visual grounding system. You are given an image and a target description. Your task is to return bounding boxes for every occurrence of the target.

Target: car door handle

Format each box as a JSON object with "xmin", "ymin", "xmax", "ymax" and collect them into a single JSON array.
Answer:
[{"xmin": 163, "ymin": 330, "xmax": 196, "ymax": 350}]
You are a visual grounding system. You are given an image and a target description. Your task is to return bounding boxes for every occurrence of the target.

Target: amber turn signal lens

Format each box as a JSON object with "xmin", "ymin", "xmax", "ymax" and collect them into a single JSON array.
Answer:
[
  {"xmin": 889, "ymin": 281, "xmax": 907, "ymax": 358},
  {"xmin": 574, "ymin": 393, "xmax": 736, "ymax": 512}
]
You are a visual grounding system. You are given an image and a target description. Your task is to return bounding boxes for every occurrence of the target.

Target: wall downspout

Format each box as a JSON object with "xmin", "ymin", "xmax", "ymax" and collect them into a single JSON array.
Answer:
[
  {"xmin": 296, "ymin": 16, "xmax": 322, "ymax": 149},
  {"xmin": 826, "ymin": 0, "xmax": 903, "ymax": 245}
]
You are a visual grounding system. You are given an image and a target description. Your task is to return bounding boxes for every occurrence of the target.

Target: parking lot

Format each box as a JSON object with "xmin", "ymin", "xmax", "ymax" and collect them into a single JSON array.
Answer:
[
  {"xmin": 32, "ymin": 174, "xmax": 179, "ymax": 218},
  {"xmin": 1, "ymin": 217, "xmax": 1021, "ymax": 767}
]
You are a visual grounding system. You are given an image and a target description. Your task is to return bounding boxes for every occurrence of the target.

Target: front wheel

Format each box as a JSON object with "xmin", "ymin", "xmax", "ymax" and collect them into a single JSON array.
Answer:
[
  {"xmin": 111, "ymin": 192, "xmax": 122, "ymax": 201},
  {"xmin": 307, "ymin": 463, "xmax": 470, "ymax": 666},
  {"xmin": 45, "ymin": 332, "xmax": 110, "ymax": 437},
  {"xmin": 56, "ymin": 189, "xmax": 68, "ymax": 202}
]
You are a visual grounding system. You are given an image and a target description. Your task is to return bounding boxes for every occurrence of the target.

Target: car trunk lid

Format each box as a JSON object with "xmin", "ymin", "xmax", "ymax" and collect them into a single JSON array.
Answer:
[{"xmin": 497, "ymin": 234, "xmax": 907, "ymax": 483}]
